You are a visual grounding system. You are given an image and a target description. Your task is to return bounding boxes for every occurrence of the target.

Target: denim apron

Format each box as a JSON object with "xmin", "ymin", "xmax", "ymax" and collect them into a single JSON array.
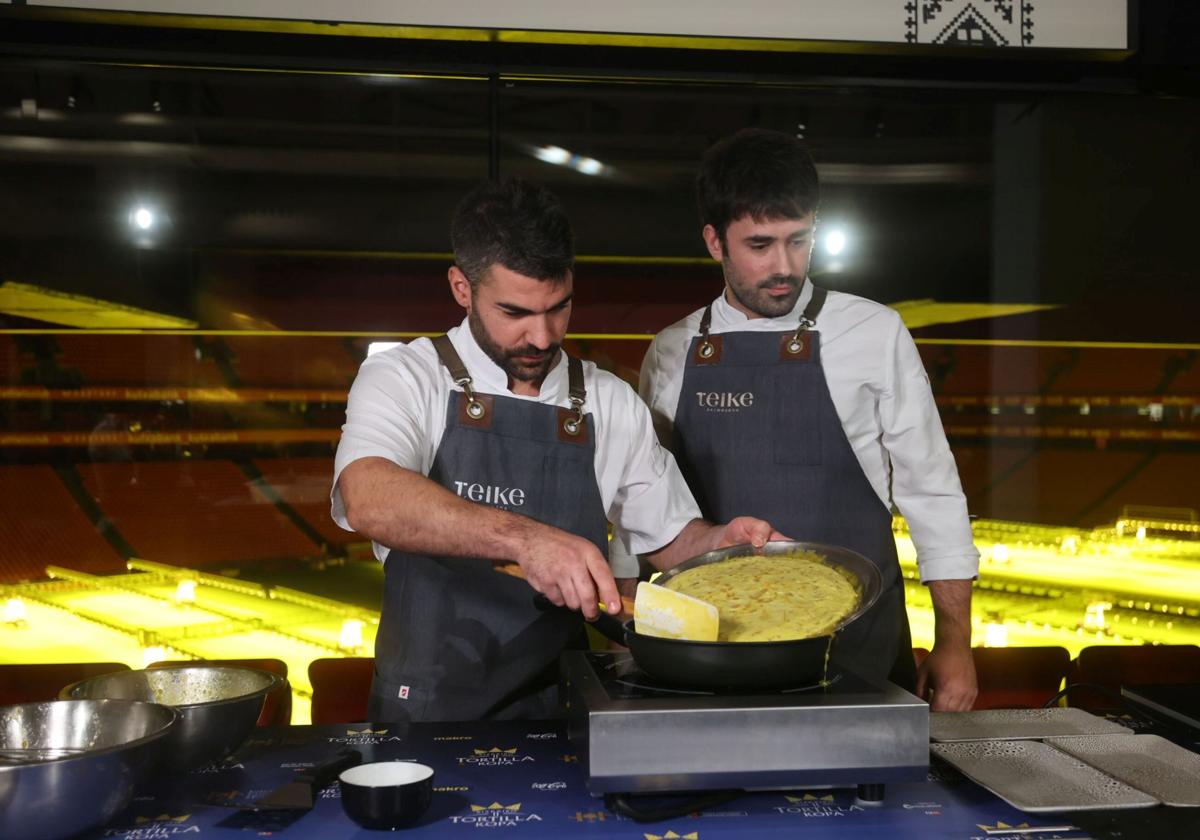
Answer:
[
  {"xmin": 368, "ymin": 336, "xmax": 609, "ymax": 721},
  {"xmin": 671, "ymin": 288, "xmax": 916, "ymax": 690}
]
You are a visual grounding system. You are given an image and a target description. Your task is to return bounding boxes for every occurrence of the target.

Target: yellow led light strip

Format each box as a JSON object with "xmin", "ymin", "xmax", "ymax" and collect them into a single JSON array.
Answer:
[
  {"xmin": 0, "ymin": 386, "xmax": 349, "ymax": 403},
  {"xmin": 0, "ymin": 281, "xmax": 198, "ymax": 329},
  {"xmin": 0, "ymin": 328, "xmax": 654, "ymax": 339},
  {"xmin": 0, "ymin": 429, "xmax": 340, "ymax": 447},
  {"xmin": 202, "ymin": 248, "xmax": 714, "ymax": 266},
  {"xmin": 916, "ymin": 338, "xmax": 1200, "ymax": 351}
]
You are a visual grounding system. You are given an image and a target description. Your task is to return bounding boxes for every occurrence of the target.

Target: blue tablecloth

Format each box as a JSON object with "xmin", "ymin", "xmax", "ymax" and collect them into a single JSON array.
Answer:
[{"xmin": 78, "ymin": 718, "xmax": 1191, "ymax": 839}]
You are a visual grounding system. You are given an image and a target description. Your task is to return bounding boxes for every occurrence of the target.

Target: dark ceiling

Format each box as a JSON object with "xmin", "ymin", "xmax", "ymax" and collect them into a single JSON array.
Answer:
[{"xmin": 0, "ymin": 4, "xmax": 1197, "ymax": 335}]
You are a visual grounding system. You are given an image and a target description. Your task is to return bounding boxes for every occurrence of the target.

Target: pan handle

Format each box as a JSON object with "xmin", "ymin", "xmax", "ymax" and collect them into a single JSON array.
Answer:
[
  {"xmin": 301, "ymin": 748, "xmax": 363, "ymax": 790},
  {"xmin": 532, "ymin": 594, "xmax": 627, "ymax": 645}
]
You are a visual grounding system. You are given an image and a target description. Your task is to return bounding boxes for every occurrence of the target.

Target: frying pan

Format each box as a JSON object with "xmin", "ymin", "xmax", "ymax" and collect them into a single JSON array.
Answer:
[{"xmin": 554, "ymin": 540, "xmax": 882, "ymax": 690}]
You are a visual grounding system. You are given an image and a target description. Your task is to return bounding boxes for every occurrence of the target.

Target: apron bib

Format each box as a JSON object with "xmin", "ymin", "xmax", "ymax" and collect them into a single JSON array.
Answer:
[
  {"xmin": 671, "ymin": 289, "xmax": 916, "ymax": 690},
  {"xmin": 369, "ymin": 337, "xmax": 608, "ymax": 721}
]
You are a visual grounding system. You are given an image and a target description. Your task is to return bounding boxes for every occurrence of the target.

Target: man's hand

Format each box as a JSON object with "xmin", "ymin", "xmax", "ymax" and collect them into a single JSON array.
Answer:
[
  {"xmin": 712, "ymin": 515, "xmax": 788, "ymax": 551},
  {"xmin": 918, "ymin": 578, "xmax": 978, "ymax": 711},
  {"xmin": 340, "ymin": 458, "xmax": 619, "ymax": 620},
  {"xmin": 916, "ymin": 642, "xmax": 977, "ymax": 711},
  {"xmin": 644, "ymin": 516, "xmax": 787, "ymax": 571},
  {"xmin": 515, "ymin": 526, "xmax": 620, "ymax": 621}
]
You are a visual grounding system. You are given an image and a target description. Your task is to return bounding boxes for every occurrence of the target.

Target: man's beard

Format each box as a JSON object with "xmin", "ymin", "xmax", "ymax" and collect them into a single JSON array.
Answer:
[
  {"xmin": 468, "ymin": 306, "xmax": 560, "ymax": 384},
  {"xmin": 726, "ymin": 262, "xmax": 805, "ymax": 318}
]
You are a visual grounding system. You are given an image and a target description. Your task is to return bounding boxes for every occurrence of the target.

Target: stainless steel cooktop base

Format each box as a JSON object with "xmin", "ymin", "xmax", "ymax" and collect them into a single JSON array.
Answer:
[{"xmin": 564, "ymin": 651, "xmax": 929, "ymax": 796}]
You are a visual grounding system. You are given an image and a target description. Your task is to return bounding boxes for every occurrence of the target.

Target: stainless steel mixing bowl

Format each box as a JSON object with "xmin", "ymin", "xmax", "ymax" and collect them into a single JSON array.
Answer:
[
  {"xmin": 0, "ymin": 699, "xmax": 177, "ymax": 840},
  {"xmin": 61, "ymin": 665, "xmax": 281, "ymax": 770}
]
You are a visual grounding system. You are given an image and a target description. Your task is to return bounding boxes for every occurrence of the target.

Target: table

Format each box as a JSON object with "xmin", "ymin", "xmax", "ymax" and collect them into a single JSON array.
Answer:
[{"xmin": 78, "ymin": 718, "xmax": 1200, "ymax": 840}]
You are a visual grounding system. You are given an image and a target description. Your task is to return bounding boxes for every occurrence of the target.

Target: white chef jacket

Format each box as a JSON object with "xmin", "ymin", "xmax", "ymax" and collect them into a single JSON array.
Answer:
[
  {"xmin": 332, "ymin": 318, "xmax": 700, "ymax": 569},
  {"xmin": 613, "ymin": 284, "xmax": 979, "ymax": 583}
]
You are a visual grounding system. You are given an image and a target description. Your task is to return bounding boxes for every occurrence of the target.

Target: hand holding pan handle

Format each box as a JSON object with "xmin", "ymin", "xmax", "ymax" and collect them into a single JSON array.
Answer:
[{"xmin": 532, "ymin": 593, "xmax": 627, "ymax": 645}]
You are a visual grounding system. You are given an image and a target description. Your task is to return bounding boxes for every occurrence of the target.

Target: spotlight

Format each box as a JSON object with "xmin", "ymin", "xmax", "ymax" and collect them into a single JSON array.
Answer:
[
  {"xmin": 575, "ymin": 157, "xmax": 603, "ymax": 176},
  {"xmin": 4, "ymin": 597, "xmax": 27, "ymax": 625},
  {"xmin": 131, "ymin": 206, "xmax": 154, "ymax": 231},
  {"xmin": 530, "ymin": 144, "xmax": 610, "ymax": 176},
  {"xmin": 174, "ymin": 579, "xmax": 197, "ymax": 606},
  {"xmin": 340, "ymin": 618, "xmax": 364, "ymax": 649},
  {"xmin": 824, "ymin": 229, "xmax": 847, "ymax": 256},
  {"xmin": 533, "ymin": 145, "xmax": 571, "ymax": 165}
]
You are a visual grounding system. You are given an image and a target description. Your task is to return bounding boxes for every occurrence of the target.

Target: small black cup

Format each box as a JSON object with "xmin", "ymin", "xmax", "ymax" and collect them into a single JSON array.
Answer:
[{"xmin": 340, "ymin": 761, "xmax": 434, "ymax": 830}]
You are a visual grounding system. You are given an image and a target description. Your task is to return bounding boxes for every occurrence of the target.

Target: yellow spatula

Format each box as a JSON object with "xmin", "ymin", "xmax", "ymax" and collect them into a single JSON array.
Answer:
[{"xmin": 633, "ymin": 581, "xmax": 719, "ymax": 642}]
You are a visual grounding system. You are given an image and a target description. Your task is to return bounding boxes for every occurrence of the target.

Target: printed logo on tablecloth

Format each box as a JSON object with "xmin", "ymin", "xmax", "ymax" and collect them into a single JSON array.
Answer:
[
  {"xmin": 774, "ymin": 792, "xmax": 866, "ymax": 817},
  {"xmin": 103, "ymin": 812, "xmax": 198, "ymax": 837},
  {"xmin": 525, "ymin": 731, "xmax": 558, "ymax": 739},
  {"xmin": 327, "ymin": 727, "xmax": 403, "ymax": 745},
  {"xmin": 190, "ymin": 761, "xmax": 245, "ymax": 774},
  {"xmin": 531, "ymin": 781, "xmax": 568, "ymax": 790},
  {"xmin": 448, "ymin": 802, "xmax": 544, "ymax": 828},
  {"xmin": 643, "ymin": 831, "xmax": 699, "ymax": 840},
  {"xmin": 567, "ymin": 810, "xmax": 608, "ymax": 822},
  {"xmin": 456, "ymin": 746, "xmax": 535, "ymax": 766},
  {"xmin": 434, "ymin": 735, "xmax": 473, "ymax": 741}
]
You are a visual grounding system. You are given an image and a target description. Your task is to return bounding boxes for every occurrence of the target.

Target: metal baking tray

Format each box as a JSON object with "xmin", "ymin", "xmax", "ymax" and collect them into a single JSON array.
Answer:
[
  {"xmin": 1047, "ymin": 734, "xmax": 1200, "ymax": 807},
  {"xmin": 931, "ymin": 740, "xmax": 1159, "ymax": 813},
  {"xmin": 930, "ymin": 708, "xmax": 1132, "ymax": 742}
]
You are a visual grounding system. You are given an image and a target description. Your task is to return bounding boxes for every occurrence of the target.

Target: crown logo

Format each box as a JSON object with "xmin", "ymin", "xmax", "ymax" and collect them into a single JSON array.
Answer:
[
  {"xmin": 570, "ymin": 811, "xmax": 607, "ymax": 822},
  {"xmin": 560, "ymin": 753, "xmax": 579, "ymax": 762},
  {"xmin": 785, "ymin": 793, "xmax": 835, "ymax": 803},
  {"xmin": 346, "ymin": 728, "xmax": 388, "ymax": 735},
  {"xmin": 134, "ymin": 814, "xmax": 191, "ymax": 825},
  {"xmin": 469, "ymin": 802, "xmax": 521, "ymax": 812},
  {"xmin": 473, "ymin": 747, "xmax": 518, "ymax": 755},
  {"xmin": 644, "ymin": 832, "xmax": 698, "ymax": 840},
  {"xmin": 976, "ymin": 823, "xmax": 1034, "ymax": 832}
]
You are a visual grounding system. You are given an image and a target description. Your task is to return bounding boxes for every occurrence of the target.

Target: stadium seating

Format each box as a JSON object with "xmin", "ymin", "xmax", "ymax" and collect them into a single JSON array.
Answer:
[
  {"xmin": 308, "ymin": 656, "xmax": 374, "ymax": 724},
  {"xmin": 974, "ymin": 448, "xmax": 1146, "ymax": 527},
  {"xmin": 253, "ymin": 457, "xmax": 353, "ymax": 548},
  {"xmin": 1051, "ymin": 349, "xmax": 1177, "ymax": 396},
  {"xmin": 0, "ymin": 335, "xmax": 35, "ymax": 385},
  {"xmin": 0, "ymin": 464, "xmax": 126, "ymax": 583},
  {"xmin": 76, "ymin": 460, "xmax": 321, "ymax": 568},
  {"xmin": 222, "ymin": 335, "xmax": 359, "ymax": 388},
  {"xmin": 1067, "ymin": 644, "xmax": 1200, "ymax": 710},
  {"xmin": 52, "ymin": 334, "xmax": 226, "ymax": 387},
  {"xmin": 971, "ymin": 646, "xmax": 1071, "ymax": 709},
  {"xmin": 911, "ymin": 646, "xmax": 1070, "ymax": 710},
  {"xmin": 0, "ymin": 661, "xmax": 130, "ymax": 705},
  {"xmin": 1081, "ymin": 453, "xmax": 1200, "ymax": 527},
  {"xmin": 148, "ymin": 657, "xmax": 291, "ymax": 726}
]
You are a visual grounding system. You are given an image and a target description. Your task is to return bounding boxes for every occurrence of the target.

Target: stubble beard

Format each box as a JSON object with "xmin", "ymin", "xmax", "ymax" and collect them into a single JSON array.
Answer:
[
  {"xmin": 467, "ymin": 305, "xmax": 559, "ymax": 384},
  {"xmin": 725, "ymin": 261, "xmax": 805, "ymax": 319}
]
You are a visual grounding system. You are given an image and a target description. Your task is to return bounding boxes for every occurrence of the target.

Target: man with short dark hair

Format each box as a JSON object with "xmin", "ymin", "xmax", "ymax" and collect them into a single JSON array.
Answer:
[
  {"xmin": 333, "ymin": 177, "xmax": 780, "ymax": 722},
  {"xmin": 614, "ymin": 129, "xmax": 979, "ymax": 710}
]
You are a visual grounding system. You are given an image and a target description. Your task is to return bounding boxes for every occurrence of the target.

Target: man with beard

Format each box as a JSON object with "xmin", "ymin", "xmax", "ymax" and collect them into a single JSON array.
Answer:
[
  {"xmin": 613, "ymin": 128, "xmax": 979, "ymax": 711},
  {"xmin": 333, "ymin": 177, "xmax": 781, "ymax": 722}
]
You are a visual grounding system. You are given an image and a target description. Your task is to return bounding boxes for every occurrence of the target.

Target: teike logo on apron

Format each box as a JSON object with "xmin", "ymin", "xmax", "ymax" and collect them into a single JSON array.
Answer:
[
  {"xmin": 453, "ymin": 481, "xmax": 526, "ymax": 509},
  {"xmin": 694, "ymin": 391, "xmax": 756, "ymax": 413}
]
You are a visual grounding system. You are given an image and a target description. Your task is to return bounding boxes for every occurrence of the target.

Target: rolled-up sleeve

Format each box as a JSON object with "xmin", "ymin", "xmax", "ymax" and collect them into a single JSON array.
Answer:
[
  {"xmin": 879, "ymin": 318, "xmax": 980, "ymax": 582},
  {"xmin": 330, "ymin": 353, "xmax": 433, "ymax": 531}
]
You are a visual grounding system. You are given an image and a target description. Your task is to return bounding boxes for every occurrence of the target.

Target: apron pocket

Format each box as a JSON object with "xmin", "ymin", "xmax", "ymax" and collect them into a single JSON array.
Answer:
[{"xmin": 771, "ymin": 370, "xmax": 823, "ymax": 465}]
